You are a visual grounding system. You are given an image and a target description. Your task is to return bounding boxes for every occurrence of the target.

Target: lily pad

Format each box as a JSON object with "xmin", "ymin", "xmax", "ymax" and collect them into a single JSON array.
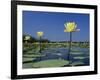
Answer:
[
  {"xmin": 23, "ymin": 58, "xmax": 35, "ymax": 63},
  {"xmin": 71, "ymin": 61, "xmax": 84, "ymax": 66},
  {"xmin": 32, "ymin": 59, "xmax": 69, "ymax": 68},
  {"xmin": 70, "ymin": 52, "xmax": 83, "ymax": 55},
  {"xmin": 23, "ymin": 62, "xmax": 34, "ymax": 68},
  {"xmin": 73, "ymin": 56, "xmax": 88, "ymax": 59},
  {"xmin": 23, "ymin": 54, "xmax": 45, "ymax": 58}
]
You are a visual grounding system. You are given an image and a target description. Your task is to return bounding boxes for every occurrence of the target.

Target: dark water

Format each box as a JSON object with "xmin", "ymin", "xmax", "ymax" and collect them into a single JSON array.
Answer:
[{"xmin": 33, "ymin": 47, "xmax": 89, "ymax": 66}]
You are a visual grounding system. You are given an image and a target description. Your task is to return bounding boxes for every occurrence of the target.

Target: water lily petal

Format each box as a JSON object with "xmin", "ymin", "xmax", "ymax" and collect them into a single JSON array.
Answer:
[
  {"xmin": 37, "ymin": 31, "xmax": 44, "ymax": 37},
  {"xmin": 64, "ymin": 22, "xmax": 78, "ymax": 32}
]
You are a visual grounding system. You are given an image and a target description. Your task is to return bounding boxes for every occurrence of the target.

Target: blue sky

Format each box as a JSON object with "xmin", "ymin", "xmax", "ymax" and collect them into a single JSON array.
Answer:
[{"xmin": 23, "ymin": 11, "xmax": 89, "ymax": 42}]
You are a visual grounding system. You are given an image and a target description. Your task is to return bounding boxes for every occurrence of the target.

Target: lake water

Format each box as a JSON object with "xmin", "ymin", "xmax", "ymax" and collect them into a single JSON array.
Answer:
[{"xmin": 32, "ymin": 47, "xmax": 89, "ymax": 66}]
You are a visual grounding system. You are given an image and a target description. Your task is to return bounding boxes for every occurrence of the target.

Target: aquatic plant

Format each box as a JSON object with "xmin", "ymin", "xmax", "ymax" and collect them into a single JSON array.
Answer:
[
  {"xmin": 37, "ymin": 31, "xmax": 44, "ymax": 53},
  {"xmin": 32, "ymin": 59, "xmax": 69, "ymax": 68},
  {"xmin": 64, "ymin": 22, "xmax": 80, "ymax": 64}
]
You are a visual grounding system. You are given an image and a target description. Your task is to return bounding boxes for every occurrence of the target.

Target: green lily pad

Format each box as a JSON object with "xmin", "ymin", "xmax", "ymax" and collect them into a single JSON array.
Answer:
[
  {"xmin": 23, "ymin": 62, "xmax": 34, "ymax": 68},
  {"xmin": 70, "ymin": 52, "xmax": 83, "ymax": 55},
  {"xmin": 23, "ymin": 54, "xmax": 45, "ymax": 58},
  {"xmin": 73, "ymin": 56, "xmax": 88, "ymax": 59},
  {"xmin": 71, "ymin": 61, "xmax": 84, "ymax": 66},
  {"xmin": 32, "ymin": 59, "xmax": 69, "ymax": 68},
  {"xmin": 23, "ymin": 58, "xmax": 35, "ymax": 63}
]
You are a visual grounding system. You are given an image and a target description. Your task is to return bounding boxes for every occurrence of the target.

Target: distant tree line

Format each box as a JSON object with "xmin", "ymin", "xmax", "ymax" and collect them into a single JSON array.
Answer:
[{"xmin": 23, "ymin": 34, "xmax": 89, "ymax": 43}]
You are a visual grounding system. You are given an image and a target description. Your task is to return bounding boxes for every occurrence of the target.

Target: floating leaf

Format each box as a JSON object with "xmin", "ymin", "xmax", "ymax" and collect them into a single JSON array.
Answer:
[
  {"xmin": 32, "ymin": 59, "xmax": 69, "ymax": 68},
  {"xmin": 71, "ymin": 61, "xmax": 84, "ymax": 66},
  {"xmin": 73, "ymin": 57, "xmax": 87, "ymax": 59}
]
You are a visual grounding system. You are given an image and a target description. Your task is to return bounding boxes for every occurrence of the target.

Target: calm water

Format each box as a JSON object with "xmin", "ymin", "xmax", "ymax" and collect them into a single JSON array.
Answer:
[{"xmin": 32, "ymin": 47, "xmax": 89, "ymax": 66}]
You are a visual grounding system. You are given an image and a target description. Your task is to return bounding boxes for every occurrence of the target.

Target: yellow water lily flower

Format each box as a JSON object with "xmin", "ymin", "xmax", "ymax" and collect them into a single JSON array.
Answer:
[
  {"xmin": 64, "ymin": 22, "xmax": 79, "ymax": 32},
  {"xmin": 37, "ymin": 31, "xmax": 44, "ymax": 37},
  {"xmin": 25, "ymin": 36, "xmax": 30, "ymax": 40}
]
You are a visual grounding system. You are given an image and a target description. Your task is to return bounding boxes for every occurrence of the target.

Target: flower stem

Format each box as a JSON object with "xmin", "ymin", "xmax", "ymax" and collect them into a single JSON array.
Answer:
[
  {"xmin": 68, "ymin": 32, "xmax": 72, "ymax": 65},
  {"xmin": 39, "ymin": 37, "xmax": 41, "ymax": 53}
]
